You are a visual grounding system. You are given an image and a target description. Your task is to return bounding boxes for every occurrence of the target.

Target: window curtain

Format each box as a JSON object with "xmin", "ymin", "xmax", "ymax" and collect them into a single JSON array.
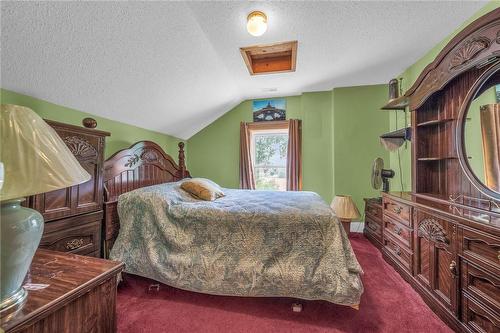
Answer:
[
  {"xmin": 286, "ymin": 119, "xmax": 302, "ymax": 191},
  {"xmin": 239, "ymin": 122, "xmax": 256, "ymax": 189}
]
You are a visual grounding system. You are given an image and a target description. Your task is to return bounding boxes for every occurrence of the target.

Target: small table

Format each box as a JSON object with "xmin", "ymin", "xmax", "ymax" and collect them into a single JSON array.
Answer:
[{"xmin": 0, "ymin": 249, "xmax": 124, "ymax": 333}]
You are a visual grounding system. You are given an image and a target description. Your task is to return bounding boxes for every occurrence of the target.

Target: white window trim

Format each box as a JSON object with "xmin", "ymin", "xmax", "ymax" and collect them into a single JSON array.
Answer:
[{"xmin": 250, "ymin": 127, "xmax": 289, "ymax": 191}]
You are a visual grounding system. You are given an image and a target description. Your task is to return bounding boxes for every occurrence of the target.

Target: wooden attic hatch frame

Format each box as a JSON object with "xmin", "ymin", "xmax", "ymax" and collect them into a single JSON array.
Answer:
[{"xmin": 240, "ymin": 40, "xmax": 298, "ymax": 75}]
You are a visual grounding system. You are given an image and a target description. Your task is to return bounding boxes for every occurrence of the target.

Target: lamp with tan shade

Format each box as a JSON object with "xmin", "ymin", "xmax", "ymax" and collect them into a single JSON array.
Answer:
[
  {"xmin": 331, "ymin": 195, "xmax": 360, "ymax": 234},
  {"xmin": 0, "ymin": 104, "xmax": 91, "ymax": 316}
]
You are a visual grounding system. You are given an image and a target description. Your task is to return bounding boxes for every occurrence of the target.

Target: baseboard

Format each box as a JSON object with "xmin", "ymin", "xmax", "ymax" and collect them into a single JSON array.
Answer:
[{"xmin": 350, "ymin": 222, "xmax": 364, "ymax": 233}]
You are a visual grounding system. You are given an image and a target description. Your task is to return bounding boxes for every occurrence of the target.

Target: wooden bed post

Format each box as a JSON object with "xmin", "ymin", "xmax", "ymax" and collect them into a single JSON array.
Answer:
[{"xmin": 178, "ymin": 142, "xmax": 186, "ymax": 179}]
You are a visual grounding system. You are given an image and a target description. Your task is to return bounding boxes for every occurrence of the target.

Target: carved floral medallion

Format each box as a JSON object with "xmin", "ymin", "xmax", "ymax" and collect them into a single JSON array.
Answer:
[
  {"xmin": 449, "ymin": 37, "xmax": 490, "ymax": 70},
  {"xmin": 418, "ymin": 218, "xmax": 449, "ymax": 244},
  {"xmin": 63, "ymin": 136, "xmax": 98, "ymax": 161}
]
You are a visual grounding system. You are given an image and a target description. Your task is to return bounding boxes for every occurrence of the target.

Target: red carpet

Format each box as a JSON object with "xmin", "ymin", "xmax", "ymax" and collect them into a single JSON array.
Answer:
[{"xmin": 116, "ymin": 234, "xmax": 452, "ymax": 333}]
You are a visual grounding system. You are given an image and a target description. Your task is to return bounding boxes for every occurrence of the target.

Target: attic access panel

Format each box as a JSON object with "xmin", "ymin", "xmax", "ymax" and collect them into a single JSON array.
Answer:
[{"xmin": 240, "ymin": 41, "xmax": 297, "ymax": 75}]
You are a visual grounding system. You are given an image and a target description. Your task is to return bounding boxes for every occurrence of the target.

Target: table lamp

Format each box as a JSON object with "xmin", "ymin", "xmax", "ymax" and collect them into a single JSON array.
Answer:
[
  {"xmin": 331, "ymin": 195, "xmax": 360, "ymax": 234},
  {"xmin": 0, "ymin": 104, "xmax": 90, "ymax": 315}
]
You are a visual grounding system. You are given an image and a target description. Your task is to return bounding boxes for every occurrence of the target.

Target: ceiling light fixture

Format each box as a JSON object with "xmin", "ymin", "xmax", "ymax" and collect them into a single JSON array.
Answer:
[{"xmin": 247, "ymin": 11, "xmax": 267, "ymax": 37}]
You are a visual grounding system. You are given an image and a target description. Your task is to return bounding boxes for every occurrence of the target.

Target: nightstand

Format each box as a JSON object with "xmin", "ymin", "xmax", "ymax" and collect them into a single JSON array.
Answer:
[{"xmin": 1, "ymin": 249, "xmax": 124, "ymax": 332}]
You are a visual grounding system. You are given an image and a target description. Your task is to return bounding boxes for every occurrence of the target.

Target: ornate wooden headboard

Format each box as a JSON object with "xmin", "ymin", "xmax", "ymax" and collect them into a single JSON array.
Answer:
[{"xmin": 102, "ymin": 140, "xmax": 190, "ymax": 257}]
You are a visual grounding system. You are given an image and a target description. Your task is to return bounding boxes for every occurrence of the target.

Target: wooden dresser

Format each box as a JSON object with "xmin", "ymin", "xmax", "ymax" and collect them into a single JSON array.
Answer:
[
  {"xmin": 379, "ymin": 193, "xmax": 500, "ymax": 333},
  {"xmin": 0, "ymin": 249, "xmax": 124, "ymax": 332},
  {"xmin": 363, "ymin": 198, "xmax": 383, "ymax": 248},
  {"xmin": 27, "ymin": 120, "xmax": 110, "ymax": 257},
  {"xmin": 362, "ymin": 10, "xmax": 500, "ymax": 333}
]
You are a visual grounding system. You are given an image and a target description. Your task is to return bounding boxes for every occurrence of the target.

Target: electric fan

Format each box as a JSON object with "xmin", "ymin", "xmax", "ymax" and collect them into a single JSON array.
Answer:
[{"xmin": 371, "ymin": 157, "xmax": 395, "ymax": 193}]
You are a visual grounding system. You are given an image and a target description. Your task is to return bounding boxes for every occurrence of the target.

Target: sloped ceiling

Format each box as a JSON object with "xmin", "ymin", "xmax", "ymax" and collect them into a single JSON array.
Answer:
[{"xmin": 1, "ymin": 1, "xmax": 486, "ymax": 139}]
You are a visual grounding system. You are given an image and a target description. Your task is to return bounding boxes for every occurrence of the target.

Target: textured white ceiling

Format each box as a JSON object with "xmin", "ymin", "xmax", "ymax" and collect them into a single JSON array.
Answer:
[{"xmin": 1, "ymin": 1, "xmax": 486, "ymax": 139}]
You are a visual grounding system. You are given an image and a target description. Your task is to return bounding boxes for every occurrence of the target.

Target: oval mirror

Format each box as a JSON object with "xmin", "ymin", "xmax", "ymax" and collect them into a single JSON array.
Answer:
[{"xmin": 460, "ymin": 64, "xmax": 500, "ymax": 199}]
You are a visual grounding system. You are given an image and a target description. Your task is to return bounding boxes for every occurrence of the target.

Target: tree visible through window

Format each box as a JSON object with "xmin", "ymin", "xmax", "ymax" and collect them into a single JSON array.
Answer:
[{"xmin": 252, "ymin": 131, "xmax": 288, "ymax": 191}]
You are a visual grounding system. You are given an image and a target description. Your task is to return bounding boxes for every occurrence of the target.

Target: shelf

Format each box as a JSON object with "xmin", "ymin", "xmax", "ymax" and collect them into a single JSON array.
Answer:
[
  {"xmin": 380, "ymin": 127, "xmax": 411, "ymax": 140},
  {"xmin": 381, "ymin": 96, "xmax": 409, "ymax": 110},
  {"xmin": 417, "ymin": 157, "xmax": 458, "ymax": 161},
  {"xmin": 416, "ymin": 117, "xmax": 471, "ymax": 127},
  {"xmin": 416, "ymin": 118, "xmax": 455, "ymax": 127},
  {"xmin": 417, "ymin": 156, "xmax": 471, "ymax": 161}
]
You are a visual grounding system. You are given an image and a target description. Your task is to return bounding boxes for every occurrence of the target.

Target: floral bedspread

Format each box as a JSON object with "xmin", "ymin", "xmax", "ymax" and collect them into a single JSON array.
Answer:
[{"xmin": 110, "ymin": 180, "xmax": 364, "ymax": 305}]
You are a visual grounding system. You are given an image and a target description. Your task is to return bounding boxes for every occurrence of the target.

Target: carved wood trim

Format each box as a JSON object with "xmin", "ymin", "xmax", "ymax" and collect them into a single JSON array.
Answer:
[
  {"xmin": 103, "ymin": 140, "xmax": 190, "ymax": 200},
  {"xmin": 405, "ymin": 8, "xmax": 500, "ymax": 110},
  {"xmin": 417, "ymin": 218, "xmax": 449, "ymax": 244},
  {"xmin": 65, "ymin": 238, "xmax": 86, "ymax": 250},
  {"xmin": 63, "ymin": 136, "xmax": 98, "ymax": 161},
  {"xmin": 449, "ymin": 37, "xmax": 491, "ymax": 70}
]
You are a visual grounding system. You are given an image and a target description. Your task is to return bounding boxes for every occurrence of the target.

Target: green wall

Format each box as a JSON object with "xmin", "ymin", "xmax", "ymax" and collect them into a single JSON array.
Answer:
[
  {"xmin": 188, "ymin": 85, "xmax": 389, "ymax": 213},
  {"xmin": 389, "ymin": 2, "xmax": 500, "ymax": 191},
  {"xmin": 0, "ymin": 89, "xmax": 184, "ymax": 159},
  {"xmin": 332, "ymin": 85, "xmax": 390, "ymax": 212},
  {"xmin": 187, "ymin": 93, "xmax": 334, "ymax": 200}
]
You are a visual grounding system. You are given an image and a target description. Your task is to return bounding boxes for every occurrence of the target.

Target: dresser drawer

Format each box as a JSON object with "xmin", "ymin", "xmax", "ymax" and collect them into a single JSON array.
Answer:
[
  {"xmin": 384, "ymin": 214, "xmax": 412, "ymax": 249},
  {"xmin": 383, "ymin": 197, "xmax": 412, "ymax": 227},
  {"xmin": 461, "ymin": 227, "xmax": 500, "ymax": 275},
  {"xmin": 384, "ymin": 233, "xmax": 412, "ymax": 273},
  {"xmin": 462, "ymin": 292, "xmax": 500, "ymax": 333},
  {"xmin": 462, "ymin": 260, "xmax": 500, "ymax": 311},
  {"xmin": 365, "ymin": 215, "xmax": 382, "ymax": 239},
  {"xmin": 366, "ymin": 202, "xmax": 382, "ymax": 221},
  {"xmin": 40, "ymin": 212, "xmax": 102, "ymax": 256}
]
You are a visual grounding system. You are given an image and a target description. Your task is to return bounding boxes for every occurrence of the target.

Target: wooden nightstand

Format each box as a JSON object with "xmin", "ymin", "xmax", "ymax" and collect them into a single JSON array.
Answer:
[{"xmin": 0, "ymin": 249, "xmax": 124, "ymax": 333}]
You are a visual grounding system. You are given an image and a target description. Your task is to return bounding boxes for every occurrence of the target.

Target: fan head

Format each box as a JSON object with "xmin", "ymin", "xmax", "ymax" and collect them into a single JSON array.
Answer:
[{"xmin": 371, "ymin": 158, "xmax": 384, "ymax": 190}]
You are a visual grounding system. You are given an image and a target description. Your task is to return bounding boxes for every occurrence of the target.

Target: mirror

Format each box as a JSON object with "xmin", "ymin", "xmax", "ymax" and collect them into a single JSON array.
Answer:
[{"xmin": 462, "ymin": 67, "xmax": 500, "ymax": 197}]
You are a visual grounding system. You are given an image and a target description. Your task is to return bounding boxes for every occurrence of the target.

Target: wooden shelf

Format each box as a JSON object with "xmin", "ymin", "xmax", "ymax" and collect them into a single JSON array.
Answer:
[
  {"xmin": 416, "ymin": 118, "xmax": 455, "ymax": 127},
  {"xmin": 381, "ymin": 96, "xmax": 409, "ymax": 110},
  {"xmin": 416, "ymin": 118, "xmax": 470, "ymax": 127},
  {"xmin": 417, "ymin": 157, "xmax": 458, "ymax": 161},
  {"xmin": 417, "ymin": 156, "xmax": 471, "ymax": 161}
]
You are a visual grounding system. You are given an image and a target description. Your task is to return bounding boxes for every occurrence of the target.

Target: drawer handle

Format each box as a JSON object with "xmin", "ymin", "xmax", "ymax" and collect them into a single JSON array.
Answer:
[
  {"xmin": 392, "ymin": 207, "xmax": 402, "ymax": 215},
  {"xmin": 394, "ymin": 226, "xmax": 403, "ymax": 235},
  {"xmin": 66, "ymin": 238, "xmax": 85, "ymax": 250},
  {"xmin": 395, "ymin": 246, "xmax": 401, "ymax": 256},
  {"xmin": 449, "ymin": 260, "xmax": 457, "ymax": 278}
]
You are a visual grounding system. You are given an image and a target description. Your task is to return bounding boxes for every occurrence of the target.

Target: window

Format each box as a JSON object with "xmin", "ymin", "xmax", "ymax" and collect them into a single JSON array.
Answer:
[{"xmin": 250, "ymin": 128, "xmax": 288, "ymax": 191}]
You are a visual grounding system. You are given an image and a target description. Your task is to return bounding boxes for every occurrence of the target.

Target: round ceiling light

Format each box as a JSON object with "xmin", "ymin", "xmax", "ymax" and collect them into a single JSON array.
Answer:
[{"xmin": 247, "ymin": 11, "xmax": 267, "ymax": 37}]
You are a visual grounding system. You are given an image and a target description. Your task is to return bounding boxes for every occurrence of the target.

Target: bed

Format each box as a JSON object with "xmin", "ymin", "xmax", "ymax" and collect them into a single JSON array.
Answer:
[{"xmin": 103, "ymin": 141, "xmax": 363, "ymax": 307}]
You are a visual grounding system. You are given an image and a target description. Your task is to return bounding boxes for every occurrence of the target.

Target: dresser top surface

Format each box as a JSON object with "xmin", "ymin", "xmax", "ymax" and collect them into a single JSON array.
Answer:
[
  {"xmin": 1, "ymin": 249, "xmax": 123, "ymax": 331},
  {"xmin": 384, "ymin": 192, "xmax": 500, "ymax": 232}
]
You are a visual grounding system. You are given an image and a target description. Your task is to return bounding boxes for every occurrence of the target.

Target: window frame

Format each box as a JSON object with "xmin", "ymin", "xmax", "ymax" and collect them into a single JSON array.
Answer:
[{"xmin": 248, "ymin": 121, "xmax": 289, "ymax": 191}]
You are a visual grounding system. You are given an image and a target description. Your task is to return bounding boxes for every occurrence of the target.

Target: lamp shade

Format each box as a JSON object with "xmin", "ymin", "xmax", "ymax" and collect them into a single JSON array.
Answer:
[
  {"xmin": 0, "ymin": 104, "xmax": 91, "ymax": 201},
  {"xmin": 331, "ymin": 195, "xmax": 360, "ymax": 220}
]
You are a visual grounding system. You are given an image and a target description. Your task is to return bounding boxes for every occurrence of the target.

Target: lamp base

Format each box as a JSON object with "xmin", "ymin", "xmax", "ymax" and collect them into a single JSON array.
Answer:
[
  {"xmin": 0, "ymin": 199, "xmax": 43, "ymax": 317},
  {"xmin": 0, "ymin": 287, "xmax": 27, "ymax": 317}
]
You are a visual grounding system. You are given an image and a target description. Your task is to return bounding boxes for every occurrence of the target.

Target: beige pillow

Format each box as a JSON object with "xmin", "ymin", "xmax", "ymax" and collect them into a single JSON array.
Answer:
[{"xmin": 181, "ymin": 178, "xmax": 225, "ymax": 201}]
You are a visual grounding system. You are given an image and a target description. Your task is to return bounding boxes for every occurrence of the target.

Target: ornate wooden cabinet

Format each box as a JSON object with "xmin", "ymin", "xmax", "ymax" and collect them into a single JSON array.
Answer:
[
  {"xmin": 380, "ymin": 193, "xmax": 500, "ymax": 333},
  {"xmin": 413, "ymin": 208, "xmax": 459, "ymax": 316},
  {"xmin": 362, "ymin": 9, "xmax": 500, "ymax": 333},
  {"xmin": 27, "ymin": 120, "xmax": 110, "ymax": 257}
]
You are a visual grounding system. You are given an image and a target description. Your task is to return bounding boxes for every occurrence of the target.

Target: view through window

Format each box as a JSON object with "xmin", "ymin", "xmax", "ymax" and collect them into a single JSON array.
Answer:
[{"xmin": 251, "ymin": 129, "xmax": 288, "ymax": 191}]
